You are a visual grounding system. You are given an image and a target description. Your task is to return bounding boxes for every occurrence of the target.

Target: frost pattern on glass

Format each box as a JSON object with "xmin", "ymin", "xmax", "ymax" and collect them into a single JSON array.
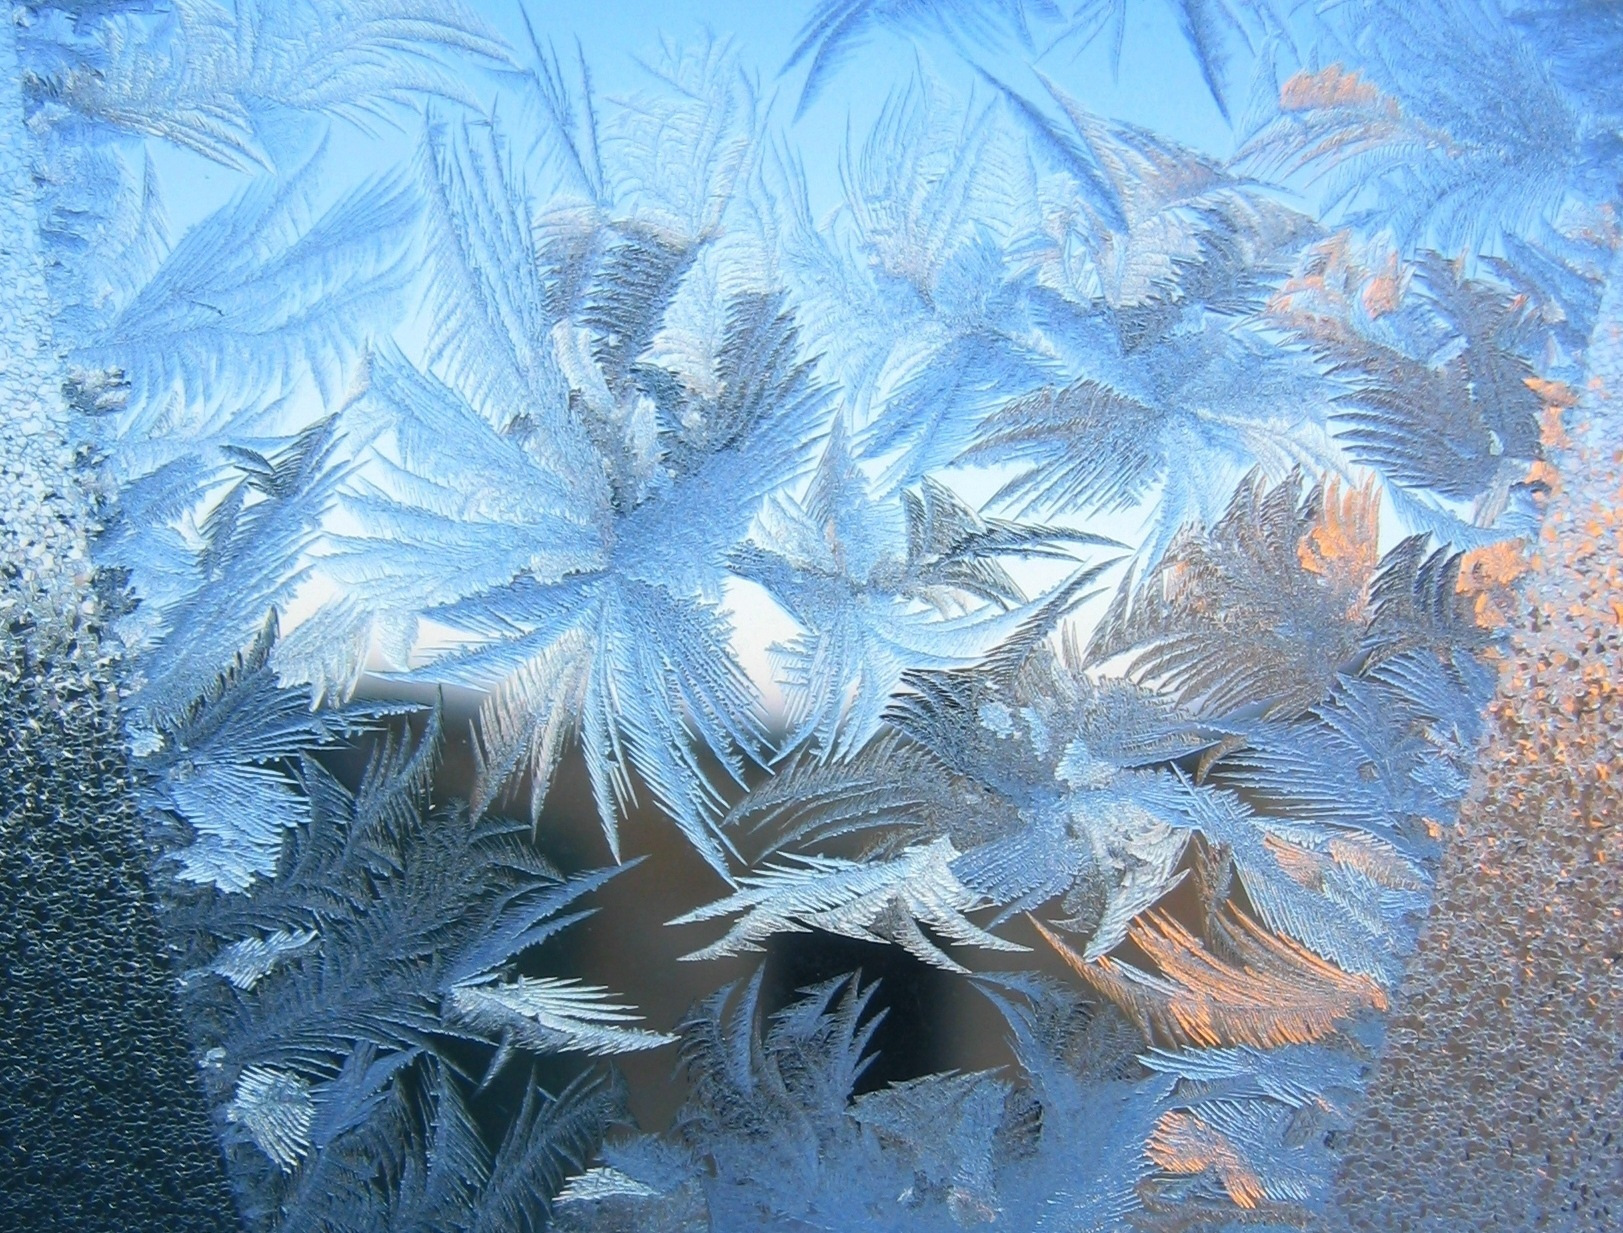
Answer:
[{"xmin": 11, "ymin": 1, "xmax": 1619, "ymax": 1230}]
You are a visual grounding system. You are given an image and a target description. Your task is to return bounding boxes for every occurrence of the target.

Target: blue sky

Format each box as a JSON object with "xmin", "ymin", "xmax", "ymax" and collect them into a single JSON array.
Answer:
[
  {"xmin": 502, "ymin": 0, "xmax": 1235, "ymax": 206},
  {"xmin": 154, "ymin": 1, "xmax": 1237, "ymax": 235}
]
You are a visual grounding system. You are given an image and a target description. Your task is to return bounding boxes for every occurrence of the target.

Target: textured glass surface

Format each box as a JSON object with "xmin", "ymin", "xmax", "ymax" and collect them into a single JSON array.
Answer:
[{"xmin": 1, "ymin": 3, "xmax": 1617, "ymax": 1231}]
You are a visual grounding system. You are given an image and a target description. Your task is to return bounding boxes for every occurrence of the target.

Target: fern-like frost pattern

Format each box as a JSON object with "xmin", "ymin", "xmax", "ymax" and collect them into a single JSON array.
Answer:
[{"xmin": 12, "ymin": 0, "xmax": 1619, "ymax": 1230}]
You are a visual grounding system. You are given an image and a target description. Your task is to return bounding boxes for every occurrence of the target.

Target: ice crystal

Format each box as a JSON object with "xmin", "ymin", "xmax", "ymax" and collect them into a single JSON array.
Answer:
[{"xmin": 8, "ymin": 1, "xmax": 1619, "ymax": 1230}]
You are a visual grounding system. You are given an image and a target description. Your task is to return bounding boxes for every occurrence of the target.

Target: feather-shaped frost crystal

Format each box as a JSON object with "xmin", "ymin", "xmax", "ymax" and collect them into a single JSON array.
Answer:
[
  {"xmin": 18, "ymin": 0, "xmax": 1618, "ymax": 1228},
  {"xmin": 671, "ymin": 837, "xmax": 1030, "ymax": 972}
]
